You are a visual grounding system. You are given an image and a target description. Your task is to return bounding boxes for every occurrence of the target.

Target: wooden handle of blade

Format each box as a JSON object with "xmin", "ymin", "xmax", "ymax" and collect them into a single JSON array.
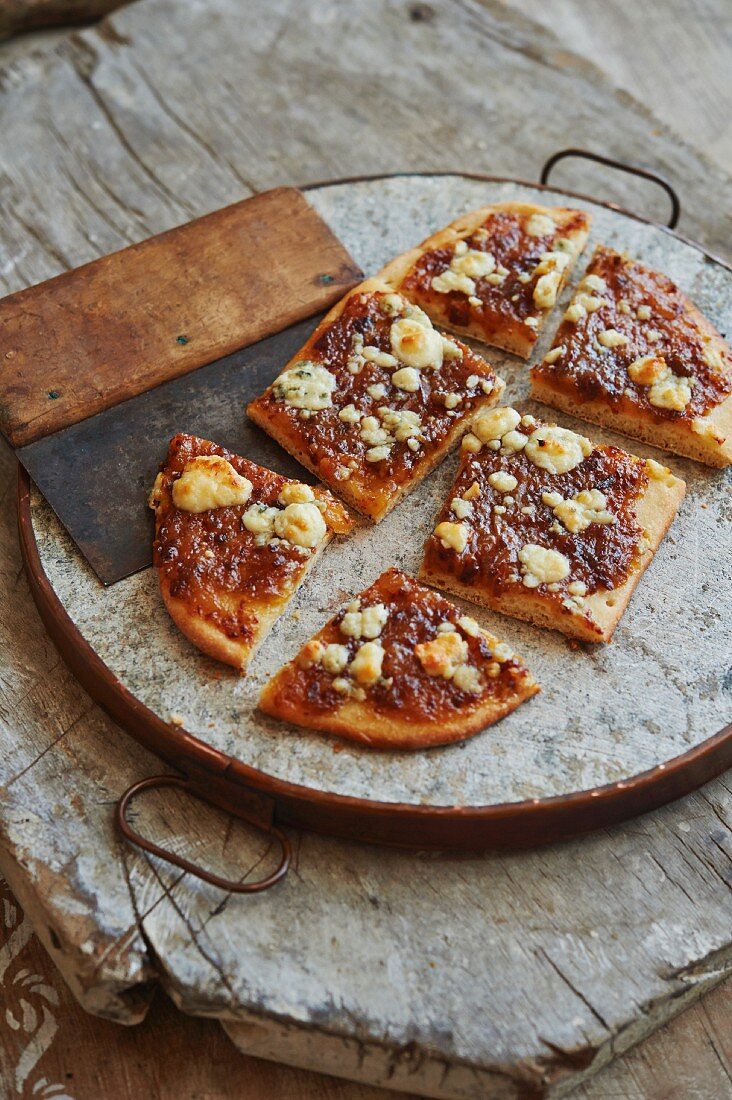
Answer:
[{"xmin": 0, "ymin": 187, "xmax": 361, "ymax": 447}]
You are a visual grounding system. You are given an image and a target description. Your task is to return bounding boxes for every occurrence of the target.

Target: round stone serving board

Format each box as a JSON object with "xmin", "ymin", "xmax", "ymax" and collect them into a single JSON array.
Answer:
[{"xmin": 25, "ymin": 175, "xmax": 732, "ymax": 821}]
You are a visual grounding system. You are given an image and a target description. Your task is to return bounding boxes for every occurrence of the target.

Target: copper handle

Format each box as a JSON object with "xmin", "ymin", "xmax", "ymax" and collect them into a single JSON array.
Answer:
[
  {"xmin": 540, "ymin": 147, "xmax": 681, "ymax": 229},
  {"xmin": 116, "ymin": 774, "xmax": 291, "ymax": 892}
]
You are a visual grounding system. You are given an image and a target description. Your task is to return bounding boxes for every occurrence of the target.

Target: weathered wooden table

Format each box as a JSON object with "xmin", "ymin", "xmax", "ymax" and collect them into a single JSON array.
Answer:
[{"xmin": 0, "ymin": 2, "xmax": 730, "ymax": 1097}]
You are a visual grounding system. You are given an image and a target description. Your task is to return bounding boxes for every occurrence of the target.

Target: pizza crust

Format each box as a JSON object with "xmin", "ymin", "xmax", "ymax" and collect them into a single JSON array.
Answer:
[
  {"xmin": 531, "ymin": 245, "xmax": 732, "ymax": 467},
  {"xmin": 420, "ymin": 459, "xmax": 686, "ymax": 644},
  {"xmin": 379, "ymin": 201, "xmax": 591, "ymax": 358},
  {"xmin": 259, "ymin": 627, "xmax": 538, "ymax": 750},
  {"xmin": 248, "ymin": 277, "xmax": 505, "ymax": 522},
  {"xmin": 151, "ymin": 435, "xmax": 352, "ymax": 672},
  {"xmin": 531, "ymin": 369, "xmax": 732, "ymax": 468},
  {"xmin": 158, "ymin": 537, "xmax": 330, "ymax": 671},
  {"xmin": 258, "ymin": 568, "xmax": 539, "ymax": 749}
]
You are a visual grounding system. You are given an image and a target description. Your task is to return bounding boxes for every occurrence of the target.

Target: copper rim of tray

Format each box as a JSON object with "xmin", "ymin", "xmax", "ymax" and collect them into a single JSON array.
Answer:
[{"xmin": 16, "ymin": 160, "xmax": 732, "ymax": 877}]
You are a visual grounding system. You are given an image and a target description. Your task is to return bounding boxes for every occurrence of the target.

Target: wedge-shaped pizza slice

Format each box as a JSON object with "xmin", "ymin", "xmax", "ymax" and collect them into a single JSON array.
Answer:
[
  {"xmin": 258, "ymin": 568, "xmax": 538, "ymax": 749},
  {"xmin": 248, "ymin": 278, "xmax": 504, "ymax": 522},
  {"xmin": 420, "ymin": 407, "xmax": 686, "ymax": 643},
  {"xmin": 379, "ymin": 202, "xmax": 591, "ymax": 358},
  {"xmin": 531, "ymin": 245, "xmax": 732, "ymax": 466},
  {"xmin": 149, "ymin": 434, "xmax": 353, "ymax": 671}
]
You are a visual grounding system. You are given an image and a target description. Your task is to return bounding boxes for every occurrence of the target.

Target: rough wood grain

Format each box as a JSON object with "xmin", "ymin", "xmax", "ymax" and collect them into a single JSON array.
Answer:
[
  {"xmin": 0, "ymin": 1, "xmax": 730, "ymax": 1097},
  {"xmin": 509, "ymin": 0, "xmax": 732, "ymax": 178},
  {"xmin": 0, "ymin": 187, "xmax": 359, "ymax": 447}
]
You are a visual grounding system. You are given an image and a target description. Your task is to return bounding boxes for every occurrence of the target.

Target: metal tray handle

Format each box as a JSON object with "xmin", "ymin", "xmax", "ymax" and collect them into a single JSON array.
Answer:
[
  {"xmin": 540, "ymin": 147, "xmax": 681, "ymax": 229},
  {"xmin": 116, "ymin": 774, "xmax": 291, "ymax": 893}
]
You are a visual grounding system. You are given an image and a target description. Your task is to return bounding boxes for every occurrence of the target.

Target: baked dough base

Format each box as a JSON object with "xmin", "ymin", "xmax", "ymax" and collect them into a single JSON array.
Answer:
[
  {"xmin": 379, "ymin": 201, "xmax": 591, "ymax": 359},
  {"xmin": 420, "ymin": 463, "xmax": 686, "ymax": 644}
]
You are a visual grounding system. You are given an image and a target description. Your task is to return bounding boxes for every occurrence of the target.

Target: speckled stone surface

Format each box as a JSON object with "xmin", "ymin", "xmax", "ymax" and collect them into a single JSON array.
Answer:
[{"xmin": 31, "ymin": 176, "xmax": 732, "ymax": 808}]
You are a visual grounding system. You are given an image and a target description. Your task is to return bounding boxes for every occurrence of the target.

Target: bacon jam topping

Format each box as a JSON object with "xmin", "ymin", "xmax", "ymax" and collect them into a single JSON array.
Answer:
[
  {"xmin": 422, "ymin": 408, "xmax": 649, "ymax": 615},
  {"xmin": 150, "ymin": 434, "xmax": 350, "ymax": 641},
  {"xmin": 248, "ymin": 286, "xmax": 501, "ymax": 514},
  {"xmin": 397, "ymin": 207, "xmax": 590, "ymax": 348},
  {"xmin": 534, "ymin": 245, "xmax": 732, "ymax": 421},
  {"xmin": 272, "ymin": 568, "xmax": 531, "ymax": 721}
]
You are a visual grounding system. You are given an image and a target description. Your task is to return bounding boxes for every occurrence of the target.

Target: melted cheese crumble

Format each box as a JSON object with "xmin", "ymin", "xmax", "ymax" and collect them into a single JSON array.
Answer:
[
  {"xmin": 435, "ymin": 521, "xmax": 468, "ymax": 553},
  {"xmin": 172, "ymin": 456, "xmax": 253, "ymax": 513},
  {"xmin": 340, "ymin": 602, "xmax": 389, "ymax": 640},
  {"xmin": 273, "ymin": 502, "xmax": 326, "ymax": 548},
  {"xmin": 525, "ymin": 212, "xmax": 556, "ymax": 237},
  {"xmin": 598, "ymin": 329, "xmax": 629, "ymax": 348},
  {"xmin": 524, "ymin": 425, "xmax": 592, "ymax": 474},
  {"xmin": 518, "ymin": 544, "xmax": 571, "ymax": 587},
  {"xmin": 272, "ymin": 361, "xmax": 336, "ymax": 410},
  {"xmin": 349, "ymin": 641, "xmax": 385, "ymax": 685},
  {"xmin": 278, "ymin": 482, "xmax": 315, "ymax": 506},
  {"xmin": 390, "ymin": 316, "xmax": 443, "ymax": 369},
  {"xmin": 547, "ymin": 488, "xmax": 616, "ymax": 534}
]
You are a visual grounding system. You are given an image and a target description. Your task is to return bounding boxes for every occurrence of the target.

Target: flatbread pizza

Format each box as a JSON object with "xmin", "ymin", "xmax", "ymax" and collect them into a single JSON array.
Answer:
[
  {"xmin": 379, "ymin": 201, "xmax": 591, "ymax": 358},
  {"xmin": 420, "ymin": 407, "xmax": 686, "ymax": 643},
  {"xmin": 149, "ymin": 433, "xmax": 353, "ymax": 671},
  {"xmin": 259, "ymin": 568, "xmax": 538, "ymax": 749},
  {"xmin": 531, "ymin": 245, "xmax": 732, "ymax": 466},
  {"xmin": 248, "ymin": 278, "xmax": 504, "ymax": 522}
]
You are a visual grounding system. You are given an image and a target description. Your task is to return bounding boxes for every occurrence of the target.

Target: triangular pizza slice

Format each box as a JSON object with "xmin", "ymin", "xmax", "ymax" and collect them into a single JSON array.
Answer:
[
  {"xmin": 248, "ymin": 278, "xmax": 504, "ymax": 522},
  {"xmin": 379, "ymin": 201, "xmax": 591, "ymax": 358},
  {"xmin": 420, "ymin": 407, "xmax": 685, "ymax": 643},
  {"xmin": 149, "ymin": 434, "xmax": 353, "ymax": 671},
  {"xmin": 258, "ymin": 568, "xmax": 538, "ymax": 749},
  {"xmin": 531, "ymin": 245, "xmax": 732, "ymax": 466}
]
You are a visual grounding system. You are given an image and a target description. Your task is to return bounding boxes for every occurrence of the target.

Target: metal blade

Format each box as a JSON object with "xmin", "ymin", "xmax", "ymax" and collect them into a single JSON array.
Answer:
[{"xmin": 18, "ymin": 316, "xmax": 321, "ymax": 585}]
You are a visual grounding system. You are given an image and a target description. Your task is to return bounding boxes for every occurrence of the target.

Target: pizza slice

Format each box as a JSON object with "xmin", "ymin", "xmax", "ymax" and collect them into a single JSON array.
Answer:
[
  {"xmin": 378, "ymin": 201, "xmax": 591, "ymax": 358},
  {"xmin": 419, "ymin": 407, "xmax": 686, "ymax": 643},
  {"xmin": 149, "ymin": 434, "xmax": 353, "ymax": 671},
  {"xmin": 531, "ymin": 245, "xmax": 732, "ymax": 466},
  {"xmin": 247, "ymin": 278, "xmax": 504, "ymax": 522},
  {"xmin": 258, "ymin": 567, "xmax": 538, "ymax": 749}
]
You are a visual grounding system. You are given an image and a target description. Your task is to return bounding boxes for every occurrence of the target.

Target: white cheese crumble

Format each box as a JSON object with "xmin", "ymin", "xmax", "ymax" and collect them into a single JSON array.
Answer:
[
  {"xmin": 340, "ymin": 602, "xmax": 389, "ymax": 640},
  {"xmin": 488, "ymin": 471, "xmax": 518, "ymax": 493},
  {"xmin": 524, "ymin": 425, "xmax": 592, "ymax": 475},
  {"xmin": 474, "ymin": 406, "xmax": 521, "ymax": 444},
  {"xmin": 273, "ymin": 502, "xmax": 326, "ymax": 547},
  {"xmin": 548, "ymin": 488, "xmax": 616, "ymax": 533},
  {"xmin": 628, "ymin": 356, "xmax": 694, "ymax": 410},
  {"xmin": 649, "ymin": 371, "xmax": 694, "ymax": 411},
  {"xmin": 525, "ymin": 212, "xmax": 556, "ymax": 237},
  {"xmin": 338, "ymin": 403, "xmax": 361, "ymax": 424},
  {"xmin": 172, "ymin": 456, "xmax": 253, "ymax": 513},
  {"xmin": 361, "ymin": 346, "xmax": 398, "ymax": 368},
  {"xmin": 391, "ymin": 366, "xmax": 421, "ymax": 392},
  {"xmin": 518, "ymin": 544, "xmax": 571, "ymax": 587},
  {"xmin": 451, "ymin": 497, "xmax": 472, "ymax": 519},
  {"xmin": 543, "ymin": 345, "xmax": 566, "ymax": 365},
  {"xmin": 390, "ymin": 316, "xmax": 444, "ymax": 369},
  {"xmin": 636, "ymin": 304, "xmax": 651, "ymax": 321},
  {"xmin": 598, "ymin": 329, "xmax": 629, "ymax": 348},
  {"xmin": 278, "ymin": 482, "xmax": 315, "ymax": 506},
  {"xmin": 349, "ymin": 641, "xmax": 385, "ymax": 685},
  {"xmin": 434, "ymin": 521, "xmax": 468, "ymax": 553},
  {"xmin": 321, "ymin": 644, "xmax": 350, "ymax": 674},
  {"xmin": 272, "ymin": 360, "xmax": 335, "ymax": 410}
]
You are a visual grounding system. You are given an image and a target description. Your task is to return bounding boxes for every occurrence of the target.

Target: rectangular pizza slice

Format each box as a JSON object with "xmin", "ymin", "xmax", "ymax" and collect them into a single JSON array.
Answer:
[
  {"xmin": 247, "ymin": 278, "xmax": 504, "ymax": 522},
  {"xmin": 419, "ymin": 407, "xmax": 686, "ymax": 643},
  {"xmin": 149, "ymin": 433, "xmax": 353, "ymax": 671},
  {"xmin": 258, "ymin": 567, "xmax": 538, "ymax": 749},
  {"xmin": 531, "ymin": 245, "xmax": 732, "ymax": 466},
  {"xmin": 378, "ymin": 201, "xmax": 591, "ymax": 358}
]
